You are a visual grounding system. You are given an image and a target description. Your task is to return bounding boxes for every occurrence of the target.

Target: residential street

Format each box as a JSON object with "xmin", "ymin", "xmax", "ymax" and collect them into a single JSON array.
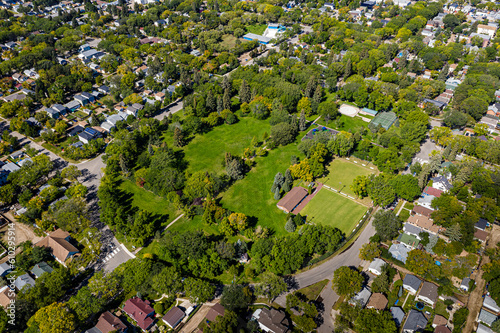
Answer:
[{"xmin": 275, "ymin": 215, "xmax": 376, "ymax": 332}]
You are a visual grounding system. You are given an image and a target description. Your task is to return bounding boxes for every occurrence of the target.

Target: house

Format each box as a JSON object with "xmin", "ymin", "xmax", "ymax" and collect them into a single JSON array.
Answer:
[
  {"xmin": 0, "ymin": 286, "xmax": 14, "ymax": 308},
  {"xmin": 431, "ymin": 176, "xmax": 453, "ymax": 192},
  {"xmin": 31, "ymin": 261, "xmax": 53, "ymax": 278},
  {"xmin": 434, "ymin": 325, "xmax": 451, "ymax": 333},
  {"xmin": 34, "ymin": 229, "xmax": 80, "ymax": 266},
  {"xmin": 403, "ymin": 223, "xmax": 424, "ymax": 239},
  {"xmin": 403, "ymin": 274, "xmax": 422, "ymax": 295},
  {"xmin": 477, "ymin": 24, "xmax": 497, "ymax": 38},
  {"xmin": 44, "ymin": 107, "xmax": 60, "ymax": 119},
  {"xmin": 349, "ymin": 287, "xmax": 372, "ymax": 308},
  {"xmin": 412, "ymin": 205, "xmax": 433, "ymax": 218},
  {"xmin": 81, "ymin": 91, "xmax": 96, "ymax": 103},
  {"xmin": 432, "ymin": 315, "xmax": 447, "ymax": 328},
  {"xmin": 162, "ymin": 306, "xmax": 185, "ymax": 329},
  {"xmin": 397, "ymin": 233, "xmax": 420, "ymax": 249},
  {"xmin": 416, "ymin": 282, "xmax": 438, "ymax": 307},
  {"xmin": 78, "ymin": 127, "xmax": 100, "ymax": 144},
  {"xmin": 477, "ymin": 323, "xmax": 495, "ymax": 333},
  {"xmin": 389, "ymin": 243, "xmax": 411, "ymax": 263},
  {"xmin": 475, "ymin": 218, "xmax": 488, "ymax": 231},
  {"xmin": 106, "ymin": 114, "xmax": 125, "ymax": 127},
  {"xmin": 480, "ymin": 115, "xmax": 499, "ymax": 132},
  {"xmin": 252, "ymin": 308, "xmax": 290, "ymax": 333},
  {"xmin": 0, "ymin": 263, "xmax": 11, "ymax": 277},
  {"xmin": 64, "ymin": 100, "xmax": 81, "ymax": 112},
  {"xmin": 424, "ymin": 186, "xmax": 443, "ymax": 198},
  {"xmin": 98, "ymin": 85, "xmax": 110, "ymax": 94},
  {"xmin": 190, "ymin": 50, "xmax": 202, "ymax": 57},
  {"xmin": 460, "ymin": 277, "xmax": 471, "ymax": 292},
  {"xmin": 483, "ymin": 295, "xmax": 500, "ymax": 315},
  {"xmin": 86, "ymin": 311, "xmax": 127, "ymax": 333},
  {"xmin": 390, "ymin": 307, "xmax": 405, "ymax": 327},
  {"xmin": 74, "ymin": 94, "xmax": 90, "ymax": 106},
  {"xmin": 417, "ymin": 195, "xmax": 435, "ymax": 210},
  {"xmin": 366, "ymin": 293, "xmax": 388, "ymax": 310},
  {"xmin": 276, "ymin": 187, "xmax": 308, "ymax": 213},
  {"xmin": 67, "ymin": 125, "xmax": 85, "ymax": 137},
  {"xmin": 478, "ymin": 309, "xmax": 498, "ymax": 326},
  {"xmin": 166, "ymin": 85, "xmax": 176, "ymax": 95},
  {"xmin": 403, "ymin": 310, "xmax": 428, "ymax": 333},
  {"xmin": 368, "ymin": 258, "xmax": 385, "ymax": 276},
  {"xmin": 407, "ymin": 215, "xmax": 440, "ymax": 234},
  {"xmin": 474, "ymin": 229, "xmax": 489, "ymax": 243},
  {"xmin": 205, "ymin": 303, "xmax": 225, "ymax": 323},
  {"xmin": 15, "ymin": 273, "xmax": 35, "ymax": 291},
  {"xmin": 242, "ymin": 33, "xmax": 272, "ymax": 44},
  {"xmin": 123, "ymin": 297, "xmax": 155, "ymax": 331}
]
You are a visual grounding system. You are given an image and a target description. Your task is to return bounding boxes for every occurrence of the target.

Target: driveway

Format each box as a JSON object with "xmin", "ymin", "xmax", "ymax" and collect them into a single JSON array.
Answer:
[
  {"xmin": 154, "ymin": 100, "xmax": 184, "ymax": 120},
  {"xmin": 275, "ymin": 214, "xmax": 377, "ymax": 332}
]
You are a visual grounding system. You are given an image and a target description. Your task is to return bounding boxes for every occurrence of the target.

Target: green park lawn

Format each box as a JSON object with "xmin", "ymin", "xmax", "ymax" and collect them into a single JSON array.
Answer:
[
  {"xmin": 220, "ymin": 137, "xmax": 305, "ymax": 236},
  {"xmin": 246, "ymin": 24, "xmax": 267, "ymax": 35},
  {"xmin": 183, "ymin": 117, "xmax": 271, "ymax": 173},
  {"xmin": 301, "ymin": 188, "xmax": 368, "ymax": 235},
  {"xmin": 119, "ymin": 179, "xmax": 182, "ymax": 222},
  {"xmin": 318, "ymin": 158, "xmax": 376, "ymax": 197}
]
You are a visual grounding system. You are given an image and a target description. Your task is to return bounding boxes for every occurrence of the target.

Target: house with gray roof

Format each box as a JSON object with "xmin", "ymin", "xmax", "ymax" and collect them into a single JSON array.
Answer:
[
  {"xmin": 479, "ymin": 309, "xmax": 498, "ymax": 326},
  {"xmin": 349, "ymin": 287, "xmax": 372, "ymax": 308},
  {"xmin": 403, "ymin": 309, "xmax": 428, "ymax": 333},
  {"xmin": 390, "ymin": 306, "xmax": 405, "ymax": 327},
  {"xmin": 31, "ymin": 262, "xmax": 53, "ymax": 278},
  {"xmin": 368, "ymin": 258, "xmax": 385, "ymax": 276},
  {"xmin": 389, "ymin": 243, "xmax": 411, "ymax": 264},
  {"xmin": 52, "ymin": 104, "xmax": 67, "ymax": 114},
  {"xmin": 0, "ymin": 262, "xmax": 11, "ymax": 277},
  {"xmin": 403, "ymin": 223, "xmax": 424, "ymax": 239},
  {"xmin": 483, "ymin": 295, "xmax": 500, "ymax": 314},
  {"xmin": 64, "ymin": 100, "xmax": 81, "ymax": 112},
  {"xmin": 2, "ymin": 162, "xmax": 20, "ymax": 173},
  {"xmin": 44, "ymin": 107, "xmax": 60, "ymax": 119},
  {"xmin": 403, "ymin": 274, "xmax": 422, "ymax": 295},
  {"xmin": 417, "ymin": 282, "xmax": 438, "ymax": 307},
  {"xmin": 461, "ymin": 277, "xmax": 471, "ymax": 292},
  {"xmin": 15, "ymin": 273, "xmax": 35, "ymax": 291},
  {"xmin": 431, "ymin": 176, "xmax": 453, "ymax": 191},
  {"xmin": 477, "ymin": 323, "xmax": 495, "ymax": 333}
]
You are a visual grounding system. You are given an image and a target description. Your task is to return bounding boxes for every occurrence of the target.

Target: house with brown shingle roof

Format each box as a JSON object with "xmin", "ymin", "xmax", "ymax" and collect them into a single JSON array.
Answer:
[
  {"xmin": 276, "ymin": 187, "xmax": 308, "ymax": 213},
  {"xmin": 123, "ymin": 297, "xmax": 155, "ymax": 331},
  {"xmin": 34, "ymin": 229, "xmax": 80, "ymax": 267},
  {"xmin": 85, "ymin": 311, "xmax": 127, "ymax": 333},
  {"xmin": 474, "ymin": 229, "xmax": 489, "ymax": 243},
  {"xmin": 412, "ymin": 205, "xmax": 433, "ymax": 218},
  {"xmin": 366, "ymin": 293, "xmax": 388, "ymax": 310},
  {"xmin": 407, "ymin": 215, "xmax": 441, "ymax": 234},
  {"xmin": 162, "ymin": 306, "xmax": 185, "ymax": 329},
  {"xmin": 432, "ymin": 315, "xmax": 447, "ymax": 328},
  {"xmin": 252, "ymin": 308, "xmax": 290, "ymax": 333},
  {"xmin": 0, "ymin": 286, "xmax": 14, "ymax": 309}
]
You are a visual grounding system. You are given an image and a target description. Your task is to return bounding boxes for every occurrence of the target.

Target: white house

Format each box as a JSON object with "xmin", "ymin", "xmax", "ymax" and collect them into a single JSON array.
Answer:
[
  {"xmin": 403, "ymin": 274, "xmax": 422, "ymax": 295},
  {"xmin": 416, "ymin": 282, "xmax": 438, "ymax": 307},
  {"xmin": 368, "ymin": 258, "xmax": 385, "ymax": 276},
  {"xmin": 477, "ymin": 24, "xmax": 497, "ymax": 38}
]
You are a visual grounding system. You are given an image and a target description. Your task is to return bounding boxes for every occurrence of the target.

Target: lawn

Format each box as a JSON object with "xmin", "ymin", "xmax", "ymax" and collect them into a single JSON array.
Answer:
[
  {"xmin": 318, "ymin": 158, "xmax": 376, "ymax": 197},
  {"xmin": 246, "ymin": 24, "xmax": 267, "ymax": 35},
  {"xmin": 315, "ymin": 115, "xmax": 370, "ymax": 133},
  {"xmin": 296, "ymin": 279, "xmax": 329, "ymax": 301},
  {"xmin": 220, "ymin": 136, "xmax": 305, "ymax": 236},
  {"xmin": 301, "ymin": 188, "xmax": 368, "ymax": 235},
  {"xmin": 119, "ymin": 179, "xmax": 182, "ymax": 222},
  {"xmin": 183, "ymin": 117, "xmax": 271, "ymax": 174},
  {"xmin": 221, "ymin": 34, "xmax": 237, "ymax": 49}
]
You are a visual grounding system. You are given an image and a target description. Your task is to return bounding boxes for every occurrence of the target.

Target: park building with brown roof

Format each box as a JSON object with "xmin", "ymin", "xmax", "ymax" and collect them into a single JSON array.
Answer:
[
  {"xmin": 34, "ymin": 229, "xmax": 80, "ymax": 267},
  {"xmin": 276, "ymin": 187, "xmax": 308, "ymax": 213}
]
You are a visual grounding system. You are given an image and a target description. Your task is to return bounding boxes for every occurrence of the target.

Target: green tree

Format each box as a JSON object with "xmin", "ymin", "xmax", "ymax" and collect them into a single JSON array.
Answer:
[
  {"xmin": 184, "ymin": 278, "xmax": 215, "ymax": 303},
  {"xmin": 367, "ymin": 174, "xmax": 396, "ymax": 207},
  {"xmin": 285, "ymin": 218, "xmax": 296, "ymax": 233},
  {"xmin": 355, "ymin": 308, "xmax": 397, "ymax": 333},
  {"xmin": 332, "ymin": 266, "xmax": 363, "ymax": 298},
  {"xmin": 220, "ymin": 284, "xmax": 252, "ymax": 312},
  {"xmin": 151, "ymin": 266, "xmax": 183, "ymax": 295},
  {"xmin": 373, "ymin": 210, "xmax": 401, "ymax": 241},
  {"xmin": 359, "ymin": 243, "xmax": 381, "ymax": 261},
  {"xmin": 351, "ymin": 175, "xmax": 369, "ymax": 198},
  {"xmin": 406, "ymin": 249, "xmax": 435, "ymax": 276},
  {"xmin": 299, "ymin": 110, "xmax": 307, "ymax": 131},
  {"xmin": 255, "ymin": 272, "xmax": 287, "ymax": 301},
  {"xmin": 68, "ymin": 286, "xmax": 104, "ymax": 323},
  {"xmin": 27, "ymin": 302, "xmax": 76, "ymax": 333},
  {"xmin": 390, "ymin": 174, "xmax": 421, "ymax": 201},
  {"xmin": 240, "ymin": 80, "xmax": 251, "ymax": 104}
]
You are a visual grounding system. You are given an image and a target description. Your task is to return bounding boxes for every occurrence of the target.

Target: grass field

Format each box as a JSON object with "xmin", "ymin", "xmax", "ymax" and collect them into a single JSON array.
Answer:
[
  {"xmin": 119, "ymin": 179, "xmax": 181, "ymax": 221},
  {"xmin": 297, "ymin": 279, "xmax": 329, "ymax": 301},
  {"xmin": 246, "ymin": 24, "xmax": 267, "ymax": 35},
  {"xmin": 221, "ymin": 34, "xmax": 237, "ymax": 49},
  {"xmin": 315, "ymin": 114, "xmax": 370, "ymax": 133},
  {"xmin": 220, "ymin": 136, "xmax": 305, "ymax": 236},
  {"xmin": 183, "ymin": 117, "xmax": 271, "ymax": 173},
  {"xmin": 318, "ymin": 158, "xmax": 376, "ymax": 197},
  {"xmin": 301, "ymin": 188, "xmax": 368, "ymax": 235}
]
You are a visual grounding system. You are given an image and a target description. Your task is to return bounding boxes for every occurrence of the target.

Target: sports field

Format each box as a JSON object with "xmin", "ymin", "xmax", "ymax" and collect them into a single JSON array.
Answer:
[
  {"xmin": 318, "ymin": 158, "xmax": 376, "ymax": 197},
  {"xmin": 301, "ymin": 188, "xmax": 368, "ymax": 235}
]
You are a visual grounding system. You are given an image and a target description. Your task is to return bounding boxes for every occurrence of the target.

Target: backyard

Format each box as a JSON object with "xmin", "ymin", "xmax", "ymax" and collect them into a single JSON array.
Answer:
[
  {"xmin": 300, "ymin": 188, "xmax": 367, "ymax": 235},
  {"xmin": 246, "ymin": 24, "xmax": 267, "ymax": 35},
  {"xmin": 318, "ymin": 158, "xmax": 377, "ymax": 198}
]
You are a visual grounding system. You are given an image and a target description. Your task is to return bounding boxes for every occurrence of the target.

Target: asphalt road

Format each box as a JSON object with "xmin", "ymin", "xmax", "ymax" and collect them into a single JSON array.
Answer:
[{"xmin": 275, "ymin": 215, "xmax": 377, "ymax": 332}]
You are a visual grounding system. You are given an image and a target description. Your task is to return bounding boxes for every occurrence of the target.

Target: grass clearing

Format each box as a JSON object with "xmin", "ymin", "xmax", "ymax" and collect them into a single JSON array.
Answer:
[
  {"xmin": 301, "ymin": 188, "xmax": 367, "ymax": 235},
  {"xmin": 221, "ymin": 34, "xmax": 237, "ymax": 49},
  {"xmin": 220, "ymin": 136, "xmax": 305, "ymax": 236},
  {"xmin": 119, "ymin": 179, "xmax": 181, "ymax": 220},
  {"xmin": 435, "ymin": 300, "xmax": 449, "ymax": 319},
  {"xmin": 318, "ymin": 158, "xmax": 376, "ymax": 197},
  {"xmin": 297, "ymin": 279, "xmax": 329, "ymax": 301},
  {"xmin": 246, "ymin": 24, "xmax": 267, "ymax": 35},
  {"xmin": 183, "ymin": 117, "xmax": 271, "ymax": 174}
]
